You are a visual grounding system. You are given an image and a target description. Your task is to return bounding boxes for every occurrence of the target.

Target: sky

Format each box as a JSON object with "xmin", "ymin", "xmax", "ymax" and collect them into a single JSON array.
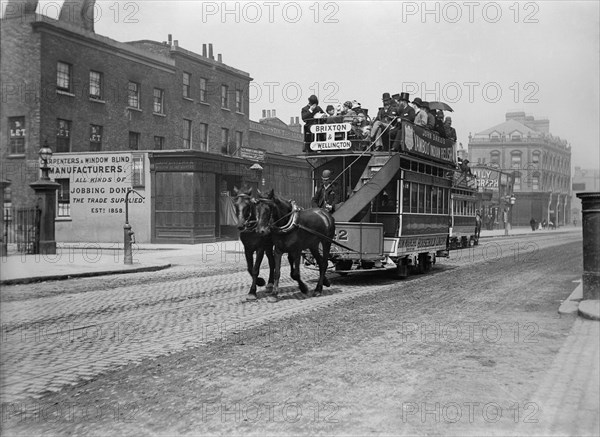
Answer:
[{"xmin": 6, "ymin": 0, "xmax": 599, "ymax": 170}]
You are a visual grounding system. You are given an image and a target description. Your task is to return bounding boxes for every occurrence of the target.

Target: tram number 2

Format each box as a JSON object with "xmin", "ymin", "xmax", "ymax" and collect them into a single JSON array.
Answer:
[{"xmin": 334, "ymin": 230, "xmax": 348, "ymax": 241}]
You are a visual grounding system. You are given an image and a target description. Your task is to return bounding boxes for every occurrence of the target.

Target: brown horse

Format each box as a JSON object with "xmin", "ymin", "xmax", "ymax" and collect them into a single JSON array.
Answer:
[
  {"xmin": 232, "ymin": 187, "xmax": 275, "ymax": 301},
  {"xmin": 254, "ymin": 189, "xmax": 335, "ymax": 303}
]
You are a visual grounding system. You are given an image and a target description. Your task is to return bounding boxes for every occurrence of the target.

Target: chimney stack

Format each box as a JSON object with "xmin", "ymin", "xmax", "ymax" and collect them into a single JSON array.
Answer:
[
  {"xmin": 262, "ymin": 110, "xmax": 267, "ymax": 118},
  {"xmin": 267, "ymin": 110, "xmax": 271, "ymax": 118},
  {"xmin": 209, "ymin": 43, "xmax": 214, "ymax": 59},
  {"xmin": 295, "ymin": 117, "xmax": 299, "ymax": 124},
  {"xmin": 202, "ymin": 44, "xmax": 207, "ymax": 57},
  {"xmin": 217, "ymin": 54, "xmax": 222, "ymax": 62},
  {"xmin": 272, "ymin": 109, "xmax": 276, "ymax": 117},
  {"xmin": 174, "ymin": 40, "xmax": 179, "ymax": 47},
  {"xmin": 58, "ymin": 0, "xmax": 97, "ymax": 32},
  {"xmin": 168, "ymin": 34, "xmax": 172, "ymax": 46},
  {"xmin": 290, "ymin": 117, "xmax": 294, "ymax": 124}
]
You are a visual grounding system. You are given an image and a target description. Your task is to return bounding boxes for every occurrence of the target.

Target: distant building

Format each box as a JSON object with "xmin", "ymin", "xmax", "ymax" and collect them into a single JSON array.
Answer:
[{"xmin": 468, "ymin": 112, "xmax": 572, "ymax": 226}]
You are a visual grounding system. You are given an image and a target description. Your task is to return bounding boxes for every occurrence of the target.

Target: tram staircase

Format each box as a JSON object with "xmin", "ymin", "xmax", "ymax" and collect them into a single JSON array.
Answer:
[{"xmin": 333, "ymin": 153, "xmax": 400, "ymax": 222}]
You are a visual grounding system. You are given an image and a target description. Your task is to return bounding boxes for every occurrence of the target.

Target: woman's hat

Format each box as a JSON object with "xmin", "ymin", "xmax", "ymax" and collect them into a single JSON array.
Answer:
[{"xmin": 412, "ymin": 97, "xmax": 424, "ymax": 107}]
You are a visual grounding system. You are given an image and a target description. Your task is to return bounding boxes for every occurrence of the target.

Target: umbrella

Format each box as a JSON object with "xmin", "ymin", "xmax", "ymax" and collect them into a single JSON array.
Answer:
[{"xmin": 428, "ymin": 101, "xmax": 454, "ymax": 112}]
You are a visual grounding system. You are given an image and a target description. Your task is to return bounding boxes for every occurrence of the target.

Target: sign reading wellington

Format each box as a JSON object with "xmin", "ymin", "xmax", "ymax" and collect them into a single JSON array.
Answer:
[
  {"xmin": 310, "ymin": 123, "xmax": 352, "ymax": 151},
  {"xmin": 48, "ymin": 153, "xmax": 145, "ymax": 215}
]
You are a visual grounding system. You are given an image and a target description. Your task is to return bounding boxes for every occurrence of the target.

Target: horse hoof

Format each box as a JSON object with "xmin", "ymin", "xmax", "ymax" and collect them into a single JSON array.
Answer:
[
  {"xmin": 246, "ymin": 293, "xmax": 258, "ymax": 302},
  {"xmin": 256, "ymin": 277, "xmax": 266, "ymax": 287},
  {"xmin": 323, "ymin": 277, "xmax": 331, "ymax": 287},
  {"xmin": 267, "ymin": 295, "xmax": 278, "ymax": 303},
  {"xmin": 314, "ymin": 291, "xmax": 322, "ymax": 297},
  {"xmin": 265, "ymin": 283, "xmax": 274, "ymax": 291}
]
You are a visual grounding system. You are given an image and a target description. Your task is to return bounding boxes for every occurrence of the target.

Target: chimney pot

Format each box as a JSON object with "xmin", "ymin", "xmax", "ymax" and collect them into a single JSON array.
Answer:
[
  {"xmin": 217, "ymin": 54, "xmax": 222, "ymax": 62},
  {"xmin": 202, "ymin": 44, "xmax": 207, "ymax": 57},
  {"xmin": 295, "ymin": 117, "xmax": 299, "ymax": 124},
  {"xmin": 262, "ymin": 110, "xmax": 267, "ymax": 118},
  {"xmin": 272, "ymin": 109, "xmax": 276, "ymax": 117},
  {"xmin": 290, "ymin": 117, "xmax": 294, "ymax": 124},
  {"xmin": 209, "ymin": 43, "xmax": 214, "ymax": 59},
  {"xmin": 174, "ymin": 40, "xmax": 179, "ymax": 47},
  {"xmin": 168, "ymin": 34, "xmax": 172, "ymax": 45},
  {"xmin": 267, "ymin": 110, "xmax": 271, "ymax": 118}
]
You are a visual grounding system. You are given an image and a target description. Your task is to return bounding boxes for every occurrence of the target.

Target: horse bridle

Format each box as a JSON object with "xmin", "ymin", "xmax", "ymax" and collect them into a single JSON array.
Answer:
[{"xmin": 232, "ymin": 193, "xmax": 259, "ymax": 232}]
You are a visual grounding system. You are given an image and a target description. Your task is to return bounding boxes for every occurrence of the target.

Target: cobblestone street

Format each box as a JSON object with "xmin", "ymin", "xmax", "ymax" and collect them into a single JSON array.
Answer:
[{"xmin": 1, "ymin": 232, "xmax": 598, "ymax": 436}]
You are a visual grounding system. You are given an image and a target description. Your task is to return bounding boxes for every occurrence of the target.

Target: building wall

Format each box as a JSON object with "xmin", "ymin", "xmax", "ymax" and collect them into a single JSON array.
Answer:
[
  {"xmin": 1, "ymin": 14, "xmax": 44, "ymax": 207},
  {"xmin": 469, "ymin": 114, "xmax": 571, "ymax": 226}
]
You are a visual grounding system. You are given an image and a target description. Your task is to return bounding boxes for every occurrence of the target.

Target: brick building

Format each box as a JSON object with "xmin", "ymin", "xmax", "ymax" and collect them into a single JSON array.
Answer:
[
  {"xmin": 468, "ymin": 112, "xmax": 572, "ymax": 227},
  {"xmin": 1, "ymin": 0, "xmax": 311, "ymax": 244}
]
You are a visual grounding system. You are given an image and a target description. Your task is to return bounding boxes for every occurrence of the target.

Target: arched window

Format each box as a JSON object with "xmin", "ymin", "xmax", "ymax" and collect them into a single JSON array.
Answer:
[
  {"xmin": 532, "ymin": 150, "xmax": 540, "ymax": 164},
  {"xmin": 510, "ymin": 131, "xmax": 522, "ymax": 141},
  {"xmin": 532, "ymin": 172, "xmax": 540, "ymax": 190},
  {"xmin": 513, "ymin": 174, "xmax": 521, "ymax": 191},
  {"xmin": 490, "ymin": 150, "xmax": 500, "ymax": 164}
]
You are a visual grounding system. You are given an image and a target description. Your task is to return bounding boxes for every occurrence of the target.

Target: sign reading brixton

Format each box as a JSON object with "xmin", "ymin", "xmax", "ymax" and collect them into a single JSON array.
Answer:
[
  {"xmin": 310, "ymin": 122, "xmax": 352, "ymax": 151},
  {"xmin": 402, "ymin": 121, "xmax": 456, "ymax": 164}
]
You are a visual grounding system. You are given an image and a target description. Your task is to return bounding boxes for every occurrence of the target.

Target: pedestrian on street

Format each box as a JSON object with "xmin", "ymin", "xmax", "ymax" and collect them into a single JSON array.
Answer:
[
  {"xmin": 530, "ymin": 217, "xmax": 536, "ymax": 231},
  {"xmin": 475, "ymin": 210, "xmax": 482, "ymax": 243}
]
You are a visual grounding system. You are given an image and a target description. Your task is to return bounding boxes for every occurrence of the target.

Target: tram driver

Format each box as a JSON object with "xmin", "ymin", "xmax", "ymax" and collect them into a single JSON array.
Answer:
[{"xmin": 312, "ymin": 169, "xmax": 340, "ymax": 213}]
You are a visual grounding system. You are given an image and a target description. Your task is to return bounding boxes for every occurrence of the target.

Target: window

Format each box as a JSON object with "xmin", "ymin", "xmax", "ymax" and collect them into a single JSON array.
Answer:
[
  {"xmin": 56, "ymin": 119, "xmax": 71, "ymax": 153},
  {"xmin": 183, "ymin": 119, "xmax": 192, "ymax": 148},
  {"xmin": 132, "ymin": 155, "xmax": 145, "ymax": 187},
  {"xmin": 402, "ymin": 182, "xmax": 410, "ymax": 213},
  {"xmin": 221, "ymin": 128, "xmax": 229, "ymax": 154},
  {"xmin": 490, "ymin": 132, "xmax": 500, "ymax": 142},
  {"xmin": 235, "ymin": 131, "xmax": 243, "ymax": 154},
  {"xmin": 56, "ymin": 179, "xmax": 70, "ymax": 217},
  {"xmin": 532, "ymin": 150, "xmax": 540, "ymax": 164},
  {"xmin": 200, "ymin": 78, "xmax": 207, "ymax": 102},
  {"xmin": 183, "ymin": 72, "xmax": 191, "ymax": 98},
  {"xmin": 56, "ymin": 62, "xmax": 71, "ymax": 92},
  {"xmin": 511, "ymin": 132, "xmax": 522, "ymax": 141},
  {"xmin": 513, "ymin": 175, "xmax": 521, "ymax": 191},
  {"xmin": 128, "ymin": 131, "xmax": 140, "ymax": 150},
  {"xmin": 490, "ymin": 150, "xmax": 500, "ymax": 165},
  {"xmin": 8, "ymin": 116, "xmax": 26, "ymax": 155},
  {"xmin": 431, "ymin": 187, "xmax": 439, "ymax": 214},
  {"xmin": 511, "ymin": 151, "xmax": 521, "ymax": 169},
  {"xmin": 90, "ymin": 124, "xmax": 102, "ymax": 151},
  {"xmin": 154, "ymin": 136, "xmax": 164, "ymax": 150},
  {"xmin": 235, "ymin": 89, "xmax": 243, "ymax": 112},
  {"xmin": 128, "ymin": 81, "xmax": 140, "ymax": 108},
  {"xmin": 153, "ymin": 88, "xmax": 164, "ymax": 114},
  {"xmin": 89, "ymin": 71, "xmax": 103, "ymax": 99},
  {"xmin": 199, "ymin": 123, "xmax": 208, "ymax": 151},
  {"xmin": 410, "ymin": 183, "xmax": 418, "ymax": 213},
  {"xmin": 221, "ymin": 85, "xmax": 229, "ymax": 108},
  {"xmin": 532, "ymin": 172, "xmax": 539, "ymax": 190}
]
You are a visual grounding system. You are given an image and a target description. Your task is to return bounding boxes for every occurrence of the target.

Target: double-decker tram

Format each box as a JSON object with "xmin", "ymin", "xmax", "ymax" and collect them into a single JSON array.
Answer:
[{"xmin": 304, "ymin": 116, "xmax": 477, "ymax": 277}]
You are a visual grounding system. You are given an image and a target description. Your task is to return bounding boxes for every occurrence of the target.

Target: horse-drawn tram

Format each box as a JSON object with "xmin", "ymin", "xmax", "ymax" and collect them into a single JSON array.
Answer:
[{"xmin": 304, "ymin": 119, "xmax": 478, "ymax": 278}]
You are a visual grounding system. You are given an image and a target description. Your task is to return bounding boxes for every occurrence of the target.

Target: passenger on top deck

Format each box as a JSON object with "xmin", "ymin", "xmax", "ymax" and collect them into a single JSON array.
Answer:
[
  {"xmin": 301, "ymin": 95, "xmax": 325, "ymax": 149},
  {"xmin": 371, "ymin": 93, "xmax": 399, "ymax": 151},
  {"xmin": 424, "ymin": 103, "xmax": 436, "ymax": 130},
  {"xmin": 412, "ymin": 98, "xmax": 428, "ymax": 126},
  {"xmin": 341, "ymin": 101, "xmax": 356, "ymax": 123},
  {"xmin": 389, "ymin": 92, "xmax": 416, "ymax": 151},
  {"xmin": 444, "ymin": 117, "xmax": 457, "ymax": 143},
  {"xmin": 434, "ymin": 110, "xmax": 446, "ymax": 138},
  {"xmin": 326, "ymin": 105, "xmax": 336, "ymax": 116}
]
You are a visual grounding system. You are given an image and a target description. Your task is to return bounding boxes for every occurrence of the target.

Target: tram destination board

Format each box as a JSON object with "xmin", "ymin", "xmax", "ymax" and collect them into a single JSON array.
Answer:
[{"xmin": 309, "ymin": 122, "xmax": 352, "ymax": 151}]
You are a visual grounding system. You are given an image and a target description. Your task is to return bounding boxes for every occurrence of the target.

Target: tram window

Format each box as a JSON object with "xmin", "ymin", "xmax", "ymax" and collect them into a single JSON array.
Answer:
[
  {"xmin": 403, "ymin": 182, "xmax": 410, "ymax": 212},
  {"xmin": 419, "ymin": 163, "xmax": 425, "ymax": 173},
  {"xmin": 401, "ymin": 159, "xmax": 410, "ymax": 170},
  {"xmin": 375, "ymin": 181, "xmax": 398, "ymax": 213},
  {"xmin": 411, "ymin": 161, "xmax": 418, "ymax": 172},
  {"xmin": 432, "ymin": 187, "xmax": 438, "ymax": 214},
  {"xmin": 425, "ymin": 165, "xmax": 431, "ymax": 175},
  {"xmin": 418, "ymin": 184, "xmax": 425, "ymax": 213},
  {"xmin": 411, "ymin": 183, "xmax": 418, "ymax": 213},
  {"xmin": 425, "ymin": 186, "xmax": 432, "ymax": 213}
]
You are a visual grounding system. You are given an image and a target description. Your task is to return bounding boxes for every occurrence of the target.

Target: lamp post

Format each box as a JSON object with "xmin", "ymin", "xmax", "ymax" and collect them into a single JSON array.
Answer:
[
  {"xmin": 504, "ymin": 193, "xmax": 516, "ymax": 236},
  {"xmin": 29, "ymin": 140, "xmax": 60, "ymax": 255},
  {"xmin": 0, "ymin": 179, "xmax": 10, "ymax": 257},
  {"xmin": 249, "ymin": 163, "xmax": 264, "ymax": 187}
]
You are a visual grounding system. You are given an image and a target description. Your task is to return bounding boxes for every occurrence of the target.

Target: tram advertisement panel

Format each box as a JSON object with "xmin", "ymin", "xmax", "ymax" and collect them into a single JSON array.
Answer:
[
  {"xmin": 402, "ymin": 121, "xmax": 456, "ymax": 165},
  {"xmin": 330, "ymin": 222, "xmax": 384, "ymax": 258}
]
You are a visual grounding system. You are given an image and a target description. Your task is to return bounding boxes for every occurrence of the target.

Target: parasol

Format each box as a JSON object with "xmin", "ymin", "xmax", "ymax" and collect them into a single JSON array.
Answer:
[{"xmin": 428, "ymin": 101, "xmax": 454, "ymax": 112}]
